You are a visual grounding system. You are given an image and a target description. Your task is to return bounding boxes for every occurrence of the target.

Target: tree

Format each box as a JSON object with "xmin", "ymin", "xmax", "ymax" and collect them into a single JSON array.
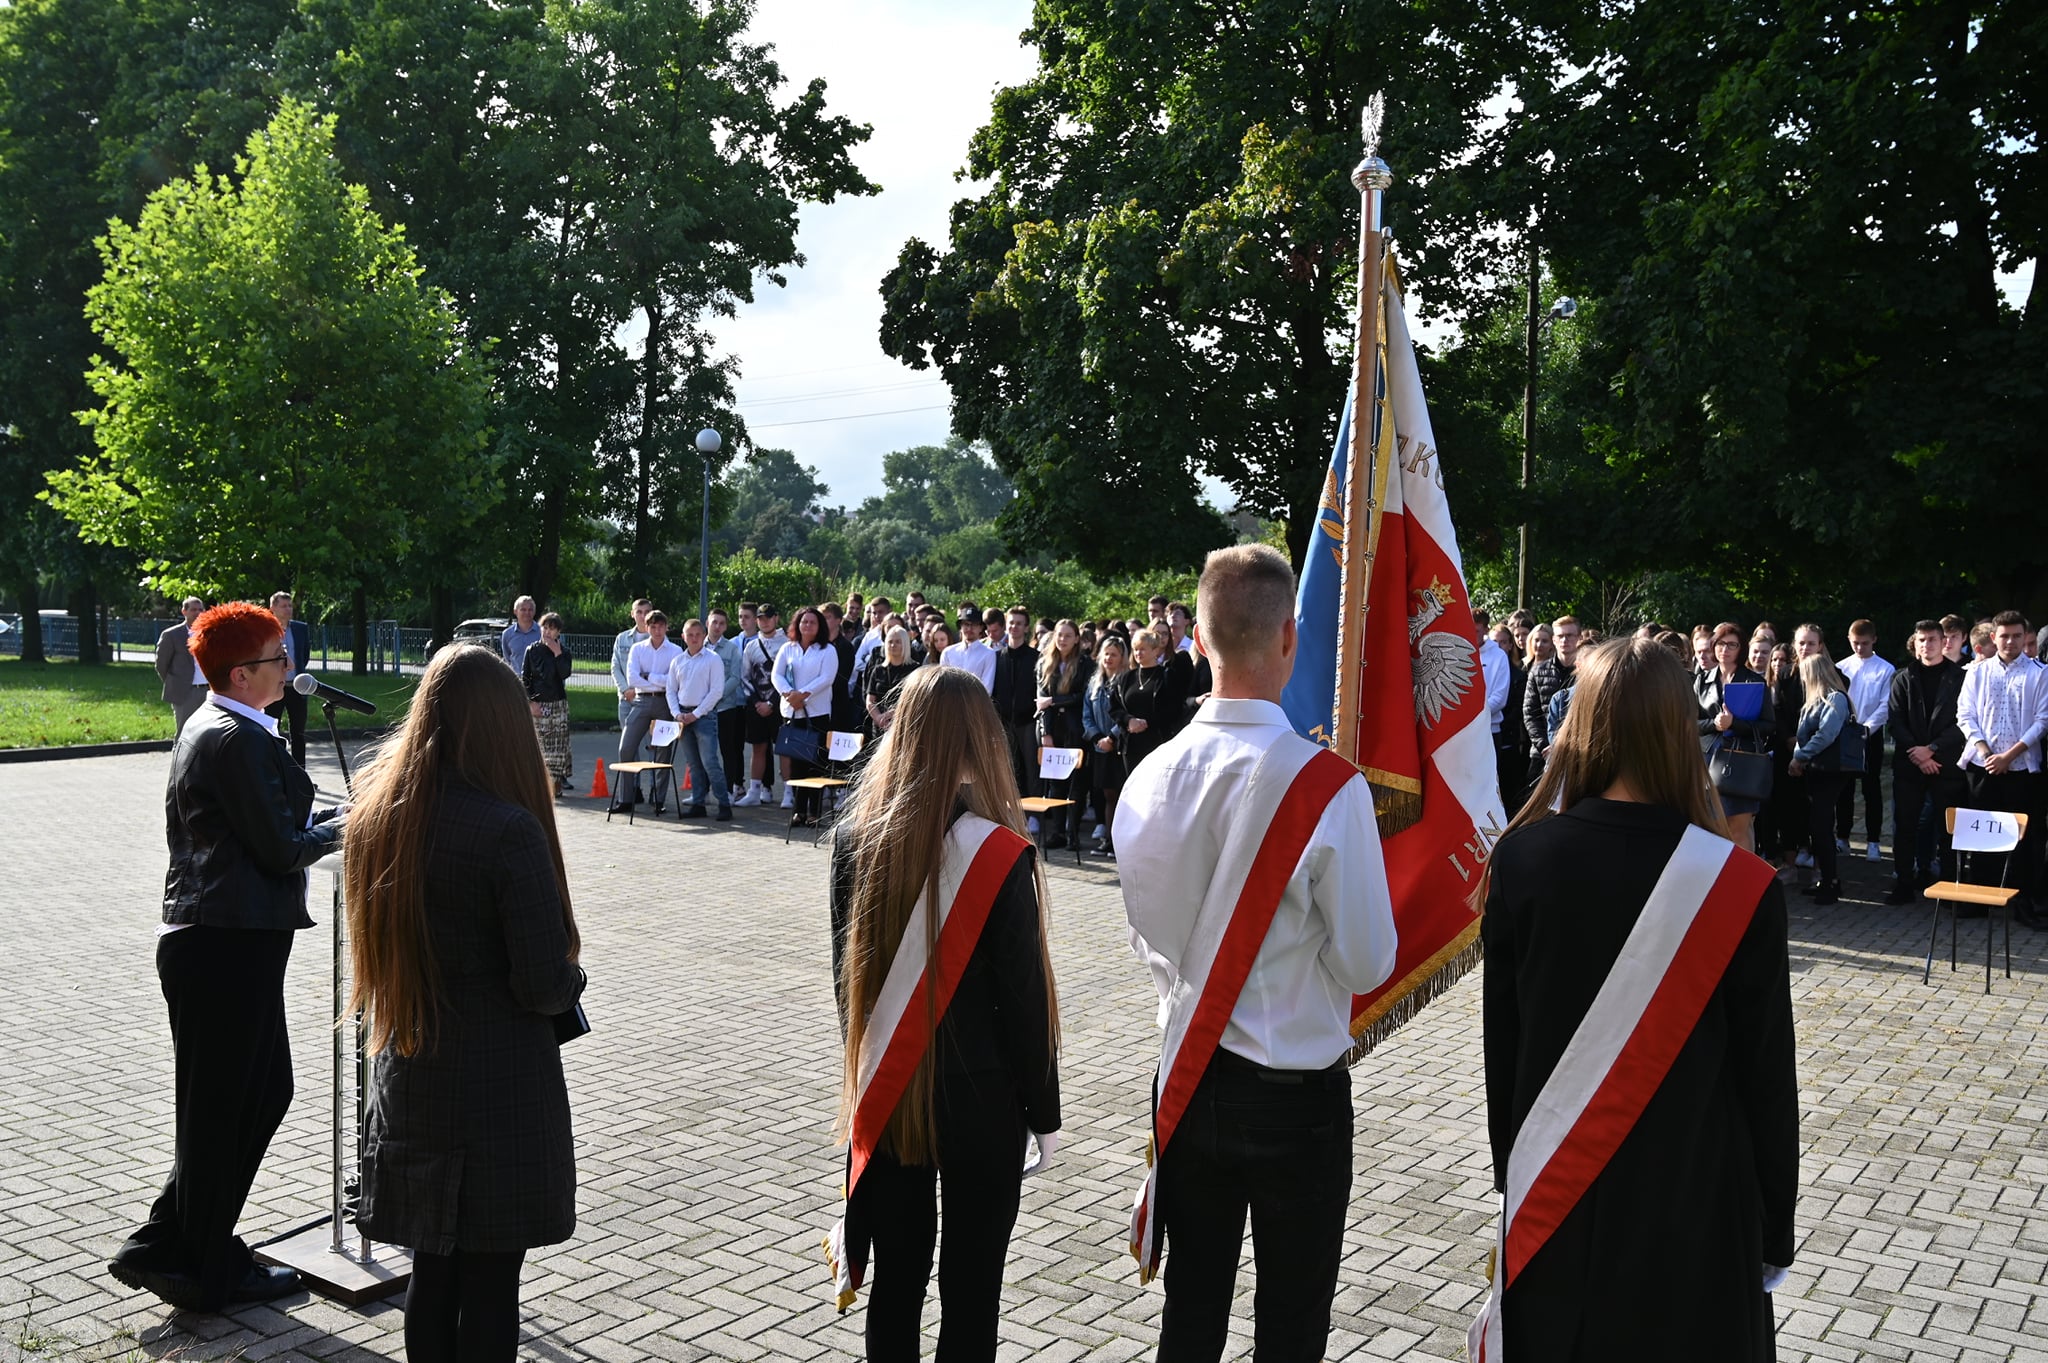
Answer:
[
  {"xmin": 878, "ymin": 1, "xmax": 1539, "ymax": 575},
  {"xmin": 853, "ymin": 437, "xmax": 1011, "ymax": 535},
  {"xmin": 46, "ymin": 100, "xmax": 496, "ymax": 669},
  {"xmin": 712, "ymin": 446, "xmax": 829, "ymax": 559}
]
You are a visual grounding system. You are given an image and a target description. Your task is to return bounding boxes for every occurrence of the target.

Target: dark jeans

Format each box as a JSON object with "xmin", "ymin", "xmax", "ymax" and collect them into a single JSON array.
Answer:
[
  {"xmin": 405, "ymin": 1247, "xmax": 525, "ymax": 1363},
  {"xmin": 1964, "ymin": 767, "xmax": 2043, "ymax": 898},
  {"xmin": 998, "ymin": 716, "xmax": 1036, "ymax": 800},
  {"xmin": 1494, "ymin": 731, "xmax": 1524, "ymax": 820},
  {"xmin": 860, "ymin": 1092, "xmax": 1028, "ymax": 1363},
  {"xmin": 674, "ymin": 710, "xmax": 729, "ymax": 811},
  {"xmin": 1806, "ymin": 771, "xmax": 1847, "ymax": 886},
  {"xmin": 1772, "ymin": 749, "xmax": 1808, "ymax": 855},
  {"xmin": 1836, "ymin": 728, "xmax": 1886, "ymax": 843},
  {"xmin": 1892, "ymin": 764, "xmax": 1964, "ymax": 884},
  {"xmin": 117, "ymin": 927, "xmax": 295, "ymax": 1308},
  {"xmin": 1156, "ymin": 1050, "xmax": 1353, "ymax": 1363}
]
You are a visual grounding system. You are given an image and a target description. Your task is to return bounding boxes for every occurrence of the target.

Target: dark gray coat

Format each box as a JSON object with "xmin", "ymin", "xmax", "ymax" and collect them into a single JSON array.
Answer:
[{"xmin": 358, "ymin": 780, "xmax": 582, "ymax": 1255}]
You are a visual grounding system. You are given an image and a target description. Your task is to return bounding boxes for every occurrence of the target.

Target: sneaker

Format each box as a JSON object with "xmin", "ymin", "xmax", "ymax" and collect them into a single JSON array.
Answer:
[
  {"xmin": 1883, "ymin": 881, "xmax": 1917, "ymax": 905},
  {"xmin": 733, "ymin": 785, "xmax": 764, "ymax": 808},
  {"xmin": 716, "ymin": 807, "xmax": 733, "ymax": 822},
  {"xmin": 781, "ymin": 788, "xmax": 795, "ymax": 810},
  {"xmin": 1835, "ymin": 837, "xmax": 1850, "ymax": 852},
  {"xmin": 1866, "ymin": 842, "xmax": 1883, "ymax": 863},
  {"xmin": 680, "ymin": 805, "xmax": 705, "ymax": 819},
  {"xmin": 1794, "ymin": 849, "xmax": 1815, "ymax": 869},
  {"xmin": 1091, "ymin": 824, "xmax": 1105, "ymax": 843}
]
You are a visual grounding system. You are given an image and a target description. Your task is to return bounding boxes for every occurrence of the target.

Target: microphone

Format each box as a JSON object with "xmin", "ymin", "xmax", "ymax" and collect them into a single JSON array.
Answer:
[{"xmin": 292, "ymin": 672, "xmax": 379, "ymax": 716}]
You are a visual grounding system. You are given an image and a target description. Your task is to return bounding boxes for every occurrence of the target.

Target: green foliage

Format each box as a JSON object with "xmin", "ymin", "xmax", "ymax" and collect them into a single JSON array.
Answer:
[
  {"xmin": 911, "ymin": 525, "xmax": 1008, "ymax": 590},
  {"xmin": 969, "ymin": 565, "xmax": 1093, "ymax": 623},
  {"xmin": 713, "ymin": 446, "xmax": 830, "ymax": 560},
  {"xmin": 710, "ymin": 548, "xmax": 823, "ymax": 615},
  {"xmin": 45, "ymin": 101, "xmax": 496, "ymax": 604},
  {"xmin": 1084, "ymin": 571, "xmax": 1200, "ymax": 625}
]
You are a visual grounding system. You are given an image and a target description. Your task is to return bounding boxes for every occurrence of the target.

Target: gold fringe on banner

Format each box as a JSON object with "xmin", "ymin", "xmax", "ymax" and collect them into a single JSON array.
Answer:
[{"xmin": 1346, "ymin": 920, "xmax": 1483, "ymax": 1063}]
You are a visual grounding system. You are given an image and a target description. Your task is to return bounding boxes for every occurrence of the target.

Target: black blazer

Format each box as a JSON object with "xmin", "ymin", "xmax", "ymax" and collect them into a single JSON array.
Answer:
[
  {"xmin": 990, "ymin": 643, "xmax": 1040, "ymax": 725},
  {"xmin": 1888, "ymin": 659, "xmax": 1966, "ymax": 771},
  {"xmin": 1483, "ymin": 799, "xmax": 1797, "ymax": 1360},
  {"xmin": 522, "ymin": 640, "xmax": 573, "ymax": 702},
  {"xmin": 283, "ymin": 618, "xmax": 311, "ymax": 672},
  {"xmin": 162, "ymin": 702, "xmax": 343, "ymax": 929},
  {"xmin": 829, "ymin": 823, "xmax": 1061, "ymax": 1141},
  {"xmin": 358, "ymin": 780, "xmax": 582, "ymax": 1255},
  {"xmin": 1035, "ymin": 651, "xmax": 1094, "ymax": 748}
]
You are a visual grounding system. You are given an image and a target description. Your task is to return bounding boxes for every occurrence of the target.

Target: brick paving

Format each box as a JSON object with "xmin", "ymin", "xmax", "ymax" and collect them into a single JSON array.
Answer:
[{"xmin": 2, "ymin": 733, "xmax": 2045, "ymax": 1361}]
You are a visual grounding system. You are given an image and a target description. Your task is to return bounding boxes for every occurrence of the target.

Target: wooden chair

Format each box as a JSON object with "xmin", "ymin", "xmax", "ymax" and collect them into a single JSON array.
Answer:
[
  {"xmin": 1921, "ymin": 807, "xmax": 2026, "ymax": 993},
  {"xmin": 1025, "ymin": 747, "xmax": 1088, "ymax": 869},
  {"xmin": 1019, "ymin": 796, "xmax": 1086, "ymax": 869},
  {"xmin": 784, "ymin": 776, "xmax": 850, "ymax": 845},
  {"xmin": 605, "ymin": 762, "xmax": 674, "ymax": 826}
]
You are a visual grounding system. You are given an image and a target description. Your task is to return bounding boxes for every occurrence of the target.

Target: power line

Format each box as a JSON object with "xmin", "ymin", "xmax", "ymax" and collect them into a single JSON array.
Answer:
[
  {"xmin": 737, "ymin": 378, "xmax": 947, "ymax": 408},
  {"xmin": 747, "ymin": 404, "xmax": 950, "ymax": 430},
  {"xmin": 738, "ymin": 358, "xmax": 911, "ymax": 383}
]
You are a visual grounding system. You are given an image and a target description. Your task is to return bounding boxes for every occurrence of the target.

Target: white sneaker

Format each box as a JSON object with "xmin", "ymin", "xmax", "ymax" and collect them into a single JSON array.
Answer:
[
  {"xmin": 781, "ymin": 787, "xmax": 795, "ymax": 810},
  {"xmin": 1794, "ymin": 849, "xmax": 1815, "ymax": 869},
  {"xmin": 1867, "ymin": 842, "xmax": 1883, "ymax": 863},
  {"xmin": 733, "ymin": 784, "xmax": 764, "ymax": 808}
]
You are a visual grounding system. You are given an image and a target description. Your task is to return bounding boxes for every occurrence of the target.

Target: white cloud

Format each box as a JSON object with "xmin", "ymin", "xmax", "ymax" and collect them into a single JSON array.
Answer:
[{"xmin": 713, "ymin": 0, "xmax": 1039, "ymax": 506}]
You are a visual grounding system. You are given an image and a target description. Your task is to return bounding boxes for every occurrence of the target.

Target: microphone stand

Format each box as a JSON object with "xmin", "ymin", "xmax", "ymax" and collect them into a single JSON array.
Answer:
[{"xmin": 321, "ymin": 698, "xmax": 355, "ymax": 791}]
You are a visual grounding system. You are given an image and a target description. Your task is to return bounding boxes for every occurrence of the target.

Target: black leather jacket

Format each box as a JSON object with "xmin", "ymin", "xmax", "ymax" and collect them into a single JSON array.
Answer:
[{"xmin": 162, "ymin": 702, "xmax": 344, "ymax": 929}]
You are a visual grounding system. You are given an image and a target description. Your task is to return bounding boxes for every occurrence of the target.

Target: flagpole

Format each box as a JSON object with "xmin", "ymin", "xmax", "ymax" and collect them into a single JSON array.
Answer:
[{"xmin": 1332, "ymin": 95, "xmax": 1394, "ymax": 763}]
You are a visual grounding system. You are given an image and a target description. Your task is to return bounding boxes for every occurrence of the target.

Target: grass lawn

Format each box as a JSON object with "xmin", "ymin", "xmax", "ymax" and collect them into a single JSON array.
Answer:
[{"xmin": 0, "ymin": 657, "xmax": 617, "ymax": 749}]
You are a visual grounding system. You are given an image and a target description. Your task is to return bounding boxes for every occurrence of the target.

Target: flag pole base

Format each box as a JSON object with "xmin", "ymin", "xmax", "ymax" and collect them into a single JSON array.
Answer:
[{"xmin": 254, "ymin": 1225, "xmax": 412, "ymax": 1306}]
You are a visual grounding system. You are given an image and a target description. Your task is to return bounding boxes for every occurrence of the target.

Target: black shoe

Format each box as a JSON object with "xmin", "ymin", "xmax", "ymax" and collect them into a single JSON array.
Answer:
[
  {"xmin": 607, "ymin": 802, "xmax": 636, "ymax": 815},
  {"xmin": 1798, "ymin": 881, "xmax": 1823, "ymax": 898},
  {"xmin": 651, "ymin": 803, "xmax": 665, "ymax": 816},
  {"xmin": 1812, "ymin": 880, "xmax": 1840, "ymax": 906},
  {"xmin": 1046, "ymin": 832, "xmax": 1069, "ymax": 850},
  {"xmin": 716, "ymin": 807, "xmax": 733, "ymax": 822},
  {"xmin": 227, "ymin": 1264, "xmax": 302, "ymax": 1304},
  {"xmin": 680, "ymin": 805, "xmax": 705, "ymax": 818},
  {"xmin": 107, "ymin": 1257, "xmax": 205, "ymax": 1311},
  {"xmin": 1883, "ymin": 881, "xmax": 1918, "ymax": 905},
  {"xmin": 2018, "ymin": 903, "xmax": 2046, "ymax": 930}
]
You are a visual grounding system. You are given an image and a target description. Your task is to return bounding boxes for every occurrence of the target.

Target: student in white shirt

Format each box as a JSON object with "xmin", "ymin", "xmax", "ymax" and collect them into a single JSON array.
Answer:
[
  {"xmin": 614, "ymin": 611, "xmax": 683, "ymax": 814},
  {"xmin": 1955, "ymin": 610, "xmax": 2048, "ymax": 923},
  {"xmin": 1115, "ymin": 545, "xmax": 1397, "ymax": 1362},
  {"xmin": 774, "ymin": 606, "xmax": 840, "ymax": 827},
  {"xmin": 1836, "ymin": 619, "xmax": 1896, "ymax": 862},
  {"xmin": 941, "ymin": 613, "xmax": 999, "ymax": 691},
  {"xmin": 665, "ymin": 618, "xmax": 732, "ymax": 820}
]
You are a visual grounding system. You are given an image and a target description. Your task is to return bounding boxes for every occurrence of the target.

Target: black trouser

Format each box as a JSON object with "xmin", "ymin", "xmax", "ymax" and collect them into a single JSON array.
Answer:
[
  {"xmin": 717, "ymin": 705, "xmax": 745, "ymax": 795},
  {"xmin": 785, "ymin": 715, "xmax": 828, "ymax": 819},
  {"xmin": 1806, "ymin": 771, "xmax": 1847, "ymax": 887},
  {"xmin": 405, "ymin": 1247, "xmax": 526, "ymax": 1363},
  {"xmin": 997, "ymin": 716, "xmax": 1035, "ymax": 798},
  {"xmin": 117, "ymin": 926, "xmax": 295, "ymax": 1307},
  {"xmin": 1156, "ymin": 1050, "xmax": 1353, "ymax": 1363},
  {"xmin": 264, "ymin": 686, "xmax": 309, "ymax": 767},
  {"xmin": 1964, "ymin": 768, "xmax": 2043, "ymax": 898},
  {"xmin": 1836, "ymin": 728, "xmax": 1886, "ymax": 844},
  {"xmin": 1772, "ymin": 748, "xmax": 1808, "ymax": 855},
  {"xmin": 1493, "ymin": 731, "xmax": 1523, "ymax": 820},
  {"xmin": 860, "ymin": 1090, "xmax": 1028, "ymax": 1363},
  {"xmin": 1892, "ymin": 764, "xmax": 1964, "ymax": 885}
]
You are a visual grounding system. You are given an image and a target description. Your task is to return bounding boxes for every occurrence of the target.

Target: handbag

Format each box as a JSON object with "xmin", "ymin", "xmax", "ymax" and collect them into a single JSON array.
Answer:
[
  {"xmin": 774, "ymin": 709, "xmax": 823, "ymax": 764},
  {"xmin": 1708, "ymin": 741, "xmax": 1773, "ymax": 801},
  {"xmin": 551, "ymin": 968, "xmax": 590, "ymax": 1045}
]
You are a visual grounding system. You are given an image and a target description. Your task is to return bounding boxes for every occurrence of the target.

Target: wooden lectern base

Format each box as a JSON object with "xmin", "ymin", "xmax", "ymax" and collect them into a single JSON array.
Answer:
[{"xmin": 254, "ymin": 1223, "xmax": 412, "ymax": 1305}]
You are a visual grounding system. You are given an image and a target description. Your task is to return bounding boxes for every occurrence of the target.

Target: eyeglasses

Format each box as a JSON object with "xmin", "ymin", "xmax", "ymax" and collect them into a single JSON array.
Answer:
[{"xmin": 233, "ymin": 653, "xmax": 289, "ymax": 671}]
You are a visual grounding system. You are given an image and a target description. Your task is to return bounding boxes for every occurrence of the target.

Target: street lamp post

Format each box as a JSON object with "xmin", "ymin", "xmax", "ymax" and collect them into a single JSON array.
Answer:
[
  {"xmin": 1515, "ymin": 257, "xmax": 1576, "ymax": 612},
  {"xmin": 695, "ymin": 428, "xmax": 722, "ymax": 623}
]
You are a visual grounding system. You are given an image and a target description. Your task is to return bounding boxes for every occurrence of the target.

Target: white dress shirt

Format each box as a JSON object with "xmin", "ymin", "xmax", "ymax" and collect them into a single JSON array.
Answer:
[
  {"xmin": 1479, "ymin": 638, "xmax": 1510, "ymax": 734},
  {"xmin": 1114, "ymin": 697, "xmax": 1398, "ymax": 1069},
  {"xmin": 1957, "ymin": 652, "xmax": 2048, "ymax": 772},
  {"xmin": 1837, "ymin": 652, "xmax": 1896, "ymax": 732},
  {"xmin": 665, "ymin": 647, "xmax": 725, "ymax": 717},
  {"xmin": 773, "ymin": 641, "xmax": 839, "ymax": 719},
  {"xmin": 940, "ymin": 639, "xmax": 998, "ymax": 692},
  {"xmin": 626, "ymin": 639, "xmax": 682, "ymax": 696}
]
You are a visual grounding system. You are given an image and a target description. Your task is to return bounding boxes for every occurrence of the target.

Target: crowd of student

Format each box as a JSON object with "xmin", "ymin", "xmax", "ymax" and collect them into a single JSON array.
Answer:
[
  {"xmin": 547, "ymin": 590, "xmax": 1214, "ymax": 851},
  {"xmin": 1481, "ymin": 607, "xmax": 2048, "ymax": 925}
]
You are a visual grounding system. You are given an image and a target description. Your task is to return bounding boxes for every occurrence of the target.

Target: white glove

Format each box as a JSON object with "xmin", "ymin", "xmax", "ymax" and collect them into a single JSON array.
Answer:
[
  {"xmin": 1022, "ymin": 1130, "xmax": 1060, "ymax": 1177},
  {"xmin": 1762, "ymin": 1264, "xmax": 1789, "ymax": 1294}
]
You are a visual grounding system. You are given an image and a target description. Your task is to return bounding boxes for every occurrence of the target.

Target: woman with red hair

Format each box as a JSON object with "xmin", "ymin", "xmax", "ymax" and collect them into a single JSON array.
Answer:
[{"xmin": 109, "ymin": 601, "xmax": 347, "ymax": 1313}]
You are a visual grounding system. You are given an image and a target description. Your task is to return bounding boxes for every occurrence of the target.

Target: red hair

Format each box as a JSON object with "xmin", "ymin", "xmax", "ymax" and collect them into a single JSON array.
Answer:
[{"xmin": 189, "ymin": 602, "xmax": 284, "ymax": 690}]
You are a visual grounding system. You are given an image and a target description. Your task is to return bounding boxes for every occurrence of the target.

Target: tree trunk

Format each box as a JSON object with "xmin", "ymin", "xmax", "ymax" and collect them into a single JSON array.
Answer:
[
  {"xmin": 15, "ymin": 574, "xmax": 44, "ymax": 663},
  {"xmin": 628, "ymin": 296, "xmax": 666, "ymax": 595},
  {"xmin": 526, "ymin": 470, "xmax": 570, "ymax": 608},
  {"xmin": 71, "ymin": 579, "xmax": 100, "ymax": 665},
  {"xmin": 351, "ymin": 585, "xmax": 369, "ymax": 676},
  {"xmin": 429, "ymin": 584, "xmax": 456, "ymax": 651}
]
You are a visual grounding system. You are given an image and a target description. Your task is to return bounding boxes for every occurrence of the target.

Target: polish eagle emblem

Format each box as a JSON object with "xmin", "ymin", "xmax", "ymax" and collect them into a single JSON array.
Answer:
[{"xmin": 1409, "ymin": 577, "xmax": 1475, "ymax": 728}]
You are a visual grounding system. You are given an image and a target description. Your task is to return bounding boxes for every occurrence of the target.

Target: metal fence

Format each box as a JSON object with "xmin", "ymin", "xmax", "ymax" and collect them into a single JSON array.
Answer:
[{"xmin": 2, "ymin": 613, "xmax": 623, "ymax": 679}]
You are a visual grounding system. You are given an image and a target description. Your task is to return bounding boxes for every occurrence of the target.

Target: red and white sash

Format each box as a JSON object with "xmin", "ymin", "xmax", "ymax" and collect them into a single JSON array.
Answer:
[
  {"xmin": 1129, "ymin": 737, "xmax": 1358, "ymax": 1281},
  {"xmin": 1468, "ymin": 823, "xmax": 1774, "ymax": 1359},
  {"xmin": 824, "ymin": 812, "xmax": 1030, "ymax": 1310}
]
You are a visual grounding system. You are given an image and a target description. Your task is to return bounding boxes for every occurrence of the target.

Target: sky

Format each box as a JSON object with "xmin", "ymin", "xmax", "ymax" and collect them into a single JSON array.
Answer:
[{"xmin": 709, "ymin": 0, "xmax": 1039, "ymax": 508}]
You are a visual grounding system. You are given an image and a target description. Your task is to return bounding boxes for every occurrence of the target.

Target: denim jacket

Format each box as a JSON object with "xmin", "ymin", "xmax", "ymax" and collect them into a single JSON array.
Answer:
[
  {"xmin": 1082, "ymin": 675, "xmax": 1120, "ymax": 744},
  {"xmin": 1794, "ymin": 691, "xmax": 1863, "ymax": 771}
]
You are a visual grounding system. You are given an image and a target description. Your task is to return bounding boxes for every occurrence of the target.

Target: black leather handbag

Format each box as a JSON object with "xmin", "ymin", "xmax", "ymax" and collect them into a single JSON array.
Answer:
[
  {"xmin": 1708, "ymin": 739, "xmax": 1773, "ymax": 802},
  {"xmin": 551, "ymin": 968, "xmax": 590, "ymax": 1045}
]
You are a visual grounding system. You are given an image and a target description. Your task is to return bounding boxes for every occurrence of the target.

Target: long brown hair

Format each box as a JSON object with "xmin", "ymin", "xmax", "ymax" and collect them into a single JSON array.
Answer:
[
  {"xmin": 1475, "ymin": 638, "xmax": 1727, "ymax": 911},
  {"xmin": 345, "ymin": 644, "xmax": 579, "ymax": 1057},
  {"xmin": 834, "ymin": 665, "xmax": 1058, "ymax": 1165}
]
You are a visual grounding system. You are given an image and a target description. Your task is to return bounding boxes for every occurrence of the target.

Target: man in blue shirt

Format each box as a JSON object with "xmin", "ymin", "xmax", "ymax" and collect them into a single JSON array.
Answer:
[
  {"xmin": 500, "ymin": 596, "xmax": 541, "ymax": 672},
  {"xmin": 609, "ymin": 598, "xmax": 653, "ymax": 727}
]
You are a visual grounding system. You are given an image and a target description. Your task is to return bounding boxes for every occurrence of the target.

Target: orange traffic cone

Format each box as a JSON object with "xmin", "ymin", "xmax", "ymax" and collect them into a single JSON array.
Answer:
[
  {"xmin": 589, "ymin": 760, "xmax": 610, "ymax": 800},
  {"xmin": 679, "ymin": 765, "xmax": 692, "ymax": 795}
]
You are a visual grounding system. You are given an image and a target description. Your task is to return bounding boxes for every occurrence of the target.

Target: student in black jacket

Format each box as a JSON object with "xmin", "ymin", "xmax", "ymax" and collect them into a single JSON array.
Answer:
[
  {"xmin": 1111, "ymin": 628, "xmax": 1187, "ymax": 777},
  {"xmin": 1886, "ymin": 619, "xmax": 1968, "ymax": 902},
  {"xmin": 989, "ymin": 606, "xmax": 1041, "ymax": 796},
  {"xmin": 1033, "ymin": 619, "xmax": 1094, "ymax": 849},
  {"xmin": 110, "ymin": 603, "xmax": 346, "ymax": 1313},
  {"xmin": 831, "ymin": 667, "xmax": 1061, "ymax": 1362},
  {"xmin": 1483, "ymin": 637, "xmax": 1796, "ymax": 1360}
]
